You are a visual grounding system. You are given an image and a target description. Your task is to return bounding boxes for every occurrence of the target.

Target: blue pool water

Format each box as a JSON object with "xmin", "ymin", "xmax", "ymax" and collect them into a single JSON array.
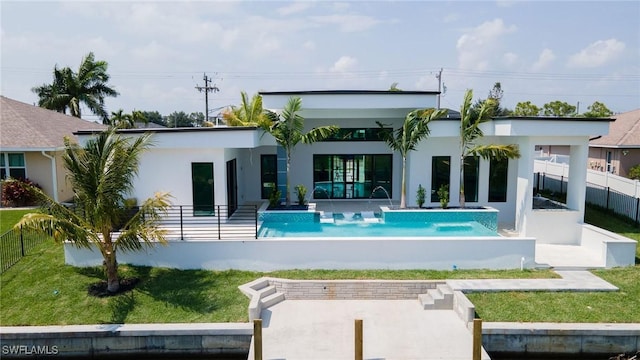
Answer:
[{"xmin": 258, "ymin": 214, "xmax": 497, "ymax": 238}]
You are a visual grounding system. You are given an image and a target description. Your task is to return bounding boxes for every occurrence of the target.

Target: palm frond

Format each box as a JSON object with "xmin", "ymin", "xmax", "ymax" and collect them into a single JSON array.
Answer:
[{"xmin": 468, "ymin": 144, "xmax": 521, "ymax": 160}]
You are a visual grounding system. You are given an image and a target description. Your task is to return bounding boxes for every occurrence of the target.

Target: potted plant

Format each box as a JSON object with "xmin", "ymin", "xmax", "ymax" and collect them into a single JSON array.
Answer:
[
  {"xmin": 416, "ymin": 184, "xmax": 426, "ymax": 208},
  {"xmin": 295, "ymin": 184, "xmax": 307, "ymax": 205},
  {"xmin": 437, "ymin": 184, "xmax": 449, "ymax": 209}
]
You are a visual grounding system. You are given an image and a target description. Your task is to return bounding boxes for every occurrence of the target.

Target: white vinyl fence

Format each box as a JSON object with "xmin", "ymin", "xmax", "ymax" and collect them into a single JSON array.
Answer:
[{"xmin": 534, "ymin": 160, "xmax": 640, "ymax": 223}]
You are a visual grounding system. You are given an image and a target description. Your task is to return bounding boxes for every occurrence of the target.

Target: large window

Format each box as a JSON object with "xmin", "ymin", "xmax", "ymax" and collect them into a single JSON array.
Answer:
[
  {"xmin": 321, "ymin": 128, "xmax": 391, "ymax": 142},
  {"xmin": 489, "ymin": 158, "xmax": 509, "ymax": 202},
  {"xmin": 0, "ymin": 153, "xmax": 26, "ymax": 179},
  {"xmin": 463, "ymin": 156, "xmax": 479, "ymax": 203},
  {"xmin": 191, "ymin": 162, "xmax": 214, "ymax": 216},
  {"xmin": 313, "ymin": 154, "xmax": 392, "ymax": 199},
  {"xmin": 431, "ymin": 156, "xmax": 450, "ymax": 202},
  {"xmin": 260, "ymin": 155, "xmax": 277, "ymax": 199}
]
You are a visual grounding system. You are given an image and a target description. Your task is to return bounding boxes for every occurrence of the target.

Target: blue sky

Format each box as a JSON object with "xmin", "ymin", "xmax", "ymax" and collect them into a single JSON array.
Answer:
[{"xmin": 1, "ymin": 1, "xmax": 639, "ymax": 122}]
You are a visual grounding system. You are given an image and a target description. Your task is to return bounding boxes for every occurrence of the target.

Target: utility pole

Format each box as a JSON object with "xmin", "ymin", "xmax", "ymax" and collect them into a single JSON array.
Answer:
[
  {"xmin": 195, "ymin": 73, "xmax": 219, "ymax": 124},
  {"xmin": 436, "ymin": 68, "xmax": 443, "ymax": 109}
]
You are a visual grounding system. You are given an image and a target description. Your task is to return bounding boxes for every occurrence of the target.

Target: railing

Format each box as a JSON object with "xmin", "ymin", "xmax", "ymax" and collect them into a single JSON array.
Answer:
[
  {"xmin": 0, "ymin": 226, "xmax": 51, "ymax": 274},
  {"xmin": 161, "ymin": 204, "xmax": 259, "ymax": 240},
  {"xmin": 535, "ymin": 172, "xmax": 640, "ymax": 225}
]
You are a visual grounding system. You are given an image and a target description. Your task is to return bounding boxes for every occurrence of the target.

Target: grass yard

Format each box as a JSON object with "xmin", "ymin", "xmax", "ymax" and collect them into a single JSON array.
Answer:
[
  {"xmin": 0, "ymin": 205, "xmax": 639, "ymax": 325},
  {"xmin": 0, "ymin": 208, "xmax": 36, "ymax": 234},
  {"xmin": 468, "ymin": 205, "xmax": 640, "ymax": 322}
]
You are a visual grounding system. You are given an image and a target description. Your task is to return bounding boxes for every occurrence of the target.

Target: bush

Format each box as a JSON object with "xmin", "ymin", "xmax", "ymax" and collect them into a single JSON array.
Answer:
[
  {"xmin": 295, "ymin": 184, "xmax": 307, "ymax": 205},
  {"xmin": 1, "ymin": 178, "xmax": 41, "ymax": 207},
  {"xmin": 416, "ymin": 184, "xmax": 426, "ymax": 208},
  {"xmin": 437, "ymin": 184, "xmax": 449, "ymax": 209},
  {"xmin": 628, "ymin": 164, "xmax": 640, "ymax": 180},
  {"xmin": 268, "ymin": 188, "xmax": 282, "ymax": 208}
]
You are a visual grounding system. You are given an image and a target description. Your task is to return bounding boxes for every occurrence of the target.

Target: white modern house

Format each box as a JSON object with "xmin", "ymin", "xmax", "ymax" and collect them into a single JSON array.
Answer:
[{"xmin": 67, "ymin": 90, "xmax": 637, "ymax": 271}]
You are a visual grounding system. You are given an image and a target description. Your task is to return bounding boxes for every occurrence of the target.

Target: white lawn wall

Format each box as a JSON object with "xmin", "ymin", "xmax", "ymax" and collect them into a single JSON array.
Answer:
[{"xmin": 64, "ymin": 237, "xmax": 537, "ymax": 271}]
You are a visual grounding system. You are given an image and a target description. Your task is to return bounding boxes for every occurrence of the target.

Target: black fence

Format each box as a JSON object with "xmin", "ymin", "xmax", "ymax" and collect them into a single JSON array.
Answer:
[
  {"xmin": 535, "ymin": 172, "xmax": 640, "ymax": 224},
  {"xmin": 161, "ymin": 204, "xmax": 259, "ymax": 240},
  {"xmin": 0, "ymin": 226, "xmax": 51, "ymax": 274}
]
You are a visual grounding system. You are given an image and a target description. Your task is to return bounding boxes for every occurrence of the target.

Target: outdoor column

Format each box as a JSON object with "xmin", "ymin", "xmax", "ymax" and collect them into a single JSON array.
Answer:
[
  {"xmin": 276, "ymin": 145, "xmax": 287, "ymax": 204},
  {"xmin": 515, "ymin": 138, "xmax": 534, "ymax": 235},
  {"xmin": 567, "ymin": 143, "xmax": 588, "ymax": 220}
]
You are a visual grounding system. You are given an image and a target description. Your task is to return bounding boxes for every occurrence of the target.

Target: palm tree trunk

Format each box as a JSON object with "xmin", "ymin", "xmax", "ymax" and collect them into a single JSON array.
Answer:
[
  {"xmin": 105, "ymin": 253, "xmax": 119, "ymax": 293},
  {"xmin": 285, "ymin": 152, "xmax": 291, "ymax": 207},
  {"xmin": 400, "ymin": 156, "xmax": 407, "ymax": 208},
  {"xmin": 103, "ymin": 235, "xmax": 119, "ymax": 293},
  {"xmin": 459, "ymin": 155, "xmax": 466, "ymax": 208}
]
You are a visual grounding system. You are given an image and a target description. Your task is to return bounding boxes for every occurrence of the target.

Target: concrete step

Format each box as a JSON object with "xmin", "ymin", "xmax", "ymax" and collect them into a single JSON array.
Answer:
[
  {"xmin": 260, "ymin": 285, "xmax": 277, "ymax": 297},
  {"xmin": 419, "ymin": 284, "xmax": 454, "ymax": 310},
  {"xmin": 261, "ymin": 292, "xmax": 285, "ymax": 308}
]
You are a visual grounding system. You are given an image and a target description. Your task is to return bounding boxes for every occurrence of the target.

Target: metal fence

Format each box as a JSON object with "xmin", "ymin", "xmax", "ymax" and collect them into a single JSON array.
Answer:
[
  {"xmin": 161, "ymin": 204, "xmax": 259, "ymax": 240},
  {"xmin": 535, "ymin": 172, "xmax": 640, "ymax": 225},
  {"xmin": 0, "ymin": 226, "xmax": 51, "ymax": 274}
]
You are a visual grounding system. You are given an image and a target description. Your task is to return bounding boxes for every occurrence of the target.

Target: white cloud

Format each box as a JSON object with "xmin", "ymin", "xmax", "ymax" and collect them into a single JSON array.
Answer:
[
  {"xmin": 456, "ymin": 18, "xmax": 517, "ymax": 70},
  {"xmin": 567, "ymin": 39, "xmax": 626, "ymax": 68},
  {"xmin": 330, "ymin": 56, "xmax": 358, "ymax": 72},
  {"xmin": 332, "ymin": 2, "xmax": 351, "ymax": 12},
  {"xmin": 310, "ymin": 14, "xmax": 381, "ymax": 32},
  {"xmin": 443, "ymin": 13, "xmax": 459, "ymax": 23},
  {"xmin": 531, "ymin": 48, "xmax": 556, "ymax": 71},
  {"xmin": 303, "ymin": 41, "xmax": 316, "ymax": 50},
  {"xmin": 415, "ymin": 74, "xmax": 439, "ymax": 90},
  {"xmin": 277, "ymin": 2, "xmax": 314, "ymax": 16},
  {"xmin": 503, "ymin": 52, "xmax": 519, "ymax": 66}
]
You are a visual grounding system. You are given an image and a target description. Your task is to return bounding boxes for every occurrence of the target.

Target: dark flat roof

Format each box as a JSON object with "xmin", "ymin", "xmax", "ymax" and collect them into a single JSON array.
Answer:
[
  {"xmin": 259, "ymin": 90, "xmax": 440, "ymax": 95},
  {"xmin": 494, "ymin": 116, "xmax": 613, "ymax": 122},
  {"xmin": 74, "ymin": 126, "xmax": 258, "ymax": 135}
]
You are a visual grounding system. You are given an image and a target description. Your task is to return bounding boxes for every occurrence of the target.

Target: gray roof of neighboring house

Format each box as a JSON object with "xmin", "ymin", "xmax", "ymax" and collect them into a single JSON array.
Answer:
[
  {"xmin": 0, "ymin": 96, "xmax": 106, "ymax": 150},
  {"xmin": 590, "ymin": 109, "xmax": 640, "ymax": 147}
]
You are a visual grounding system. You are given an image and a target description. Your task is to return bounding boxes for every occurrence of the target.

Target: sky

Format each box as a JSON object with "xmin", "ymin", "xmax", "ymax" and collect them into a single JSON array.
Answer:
[{"xmin": 1, "ymin": 0, "xmax": 639, "ymax": 122}]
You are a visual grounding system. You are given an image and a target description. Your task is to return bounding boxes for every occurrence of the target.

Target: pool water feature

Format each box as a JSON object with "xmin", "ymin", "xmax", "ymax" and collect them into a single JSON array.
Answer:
[{"xmin": 258, "ymin": 207, "xmax": 499, "ymax": 238}]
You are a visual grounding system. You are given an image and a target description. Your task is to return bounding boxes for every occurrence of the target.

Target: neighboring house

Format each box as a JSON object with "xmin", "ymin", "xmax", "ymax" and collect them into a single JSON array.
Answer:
[
  {"xmin": 76, "ymin": 90, "xmax": 609, "ymax": 238},
  {"xmin": 588, "ymin": 109, "xmax": 640, "ymax": 177},
  {"xmin": 0, "ymin": 96, "xmax": 106, "ymax": 203}
]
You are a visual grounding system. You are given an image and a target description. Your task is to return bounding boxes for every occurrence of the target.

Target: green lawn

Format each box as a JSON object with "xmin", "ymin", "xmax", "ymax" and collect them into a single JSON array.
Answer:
[
  {"xmin": 0, "ymin": 206, "xmax": 638, "ymax": 325},
  {"xmin": 0, "ymin": 208, "xmax": 35, "ymax": 234}
]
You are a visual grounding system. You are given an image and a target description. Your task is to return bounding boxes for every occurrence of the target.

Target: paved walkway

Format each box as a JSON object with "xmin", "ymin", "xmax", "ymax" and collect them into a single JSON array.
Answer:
[
  {"xmin": 255, "ymin": 300, "xmax": 490, "ymax": 360},
  {"xmin": 250, "ymin": 270, "xmax": 619, "ymax": 360},
  {"xmin": 447, "ymin": 270, "xmax": 618, "ymax": 292}
]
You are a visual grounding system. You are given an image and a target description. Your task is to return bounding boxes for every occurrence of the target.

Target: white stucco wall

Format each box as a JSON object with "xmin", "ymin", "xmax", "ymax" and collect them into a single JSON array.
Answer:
[{"xmin": 64, "ymin": 236, "xmax": 537, "ymax": 271}]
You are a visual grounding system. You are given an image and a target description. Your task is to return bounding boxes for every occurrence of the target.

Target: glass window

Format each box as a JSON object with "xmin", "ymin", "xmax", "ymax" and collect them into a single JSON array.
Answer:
[
  {"xmin": 0, "ymin": 153, "xmax": 26, "ymax": 180},
  {"xmin": 260, "ymin": 155, "xmax": 277, "ymax": 199},
  {"xmin": 322, "ymin": 128, "xmax": 392, "ymax": 141},
  {"xmin": 489, "ymin": 158, "xmax": 509, "ymax": 202},
  {"xmin": 191, "ymin": 162, "xmax": 214, "ymax": 216},
  {"xmin": 431, "ymin": 156, "xmax": 450, "ymax": 202},
  {"xmin": 463, "ymin": 156, "xmax": 479, "ymax": 203},
  {"xmin": 313, "ymin": 154, "xmax": 392, "ymax": 199}
]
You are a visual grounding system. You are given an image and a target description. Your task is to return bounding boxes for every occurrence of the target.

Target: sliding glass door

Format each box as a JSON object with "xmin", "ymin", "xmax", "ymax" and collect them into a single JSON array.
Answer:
[{"xmin": 313, "ymin": 154, "xmax": 392, "ymax": 199}]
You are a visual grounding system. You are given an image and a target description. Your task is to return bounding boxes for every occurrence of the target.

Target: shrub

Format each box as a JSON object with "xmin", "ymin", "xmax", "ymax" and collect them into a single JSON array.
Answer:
[
  {"xmin": 628, "ymin": 164, "xmax": 640, "ymax": 180},
  {"xmin": 437, "ymin": 184, "xmax": 449, "ymax": 209},
  {"xmin": 268, "ymin": 188, "xmax": 282, "ymax": 208},
  {"xmin": 1, "ymin": 178, "xmax": 41, "ymax": 207},
  {"xmin": 295, "ymin": 184, "xmax": 307, "ymax": 205},
  {"xmin": 416, "ymin": 184, "xmax": 426, "ymax": 208}
]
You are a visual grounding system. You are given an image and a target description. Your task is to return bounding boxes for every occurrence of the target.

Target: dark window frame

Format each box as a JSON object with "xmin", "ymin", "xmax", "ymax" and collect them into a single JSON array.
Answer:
[{"xmin": 260, "ymin": 154, "xmax": 278, "ymax": 199}]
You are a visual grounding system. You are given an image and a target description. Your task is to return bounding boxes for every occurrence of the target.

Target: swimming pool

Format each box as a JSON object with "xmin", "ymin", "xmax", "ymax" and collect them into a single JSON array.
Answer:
[{"xmin": 258, "ymin": 211, "xmax": 498, "ymax": 238}]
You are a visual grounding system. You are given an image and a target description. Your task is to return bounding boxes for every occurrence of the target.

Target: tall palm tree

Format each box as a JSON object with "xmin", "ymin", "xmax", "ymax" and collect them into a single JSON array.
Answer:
[
  {"xmin": 265, "ymin": 96, "xmax": 339, "ymax": 206},
  {"xmin": 31, "ymin": 52, "xmax": 119, "ymax": 122},
  {"xmin": 377, "ymin": 108, "xmax": 448, "ymax": 208},
  {"xmin": 15, "ymin": 129, "xmax": 171, "ymax": 293},
  {"xmin": 222, "ymin": 91, "xmax": 271, "ymax": 128},
  {"xmin": 459, "ymin": 89, "xmax": 520, "ymax": 208}
]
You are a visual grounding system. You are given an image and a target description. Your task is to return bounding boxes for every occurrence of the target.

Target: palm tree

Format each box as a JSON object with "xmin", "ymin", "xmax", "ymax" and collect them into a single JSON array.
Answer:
[
  {"xmin": 107, "ymin": 109, "xmax": 147, "ymax": 129},
  {"xmin": 31, "ymin": 52, "xmax": 119, "ymax": 122},
  {"xmin": 222, "ymin": 91, "xmax": 271, "ymax": 128},
  {"xmin": 458, "ymin": 89, "xmax": 520, "ymax": 208},
  {"xmin": 15, "ymin": 129, "xmax": 171, "ymax": 293},
  {"xmin": 377, "ymin": 108, "xmax": 448, "ymax": 208},
  {"xmin": 265, "ymin": 96, "xmax": 339, "ymax": 206}
]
